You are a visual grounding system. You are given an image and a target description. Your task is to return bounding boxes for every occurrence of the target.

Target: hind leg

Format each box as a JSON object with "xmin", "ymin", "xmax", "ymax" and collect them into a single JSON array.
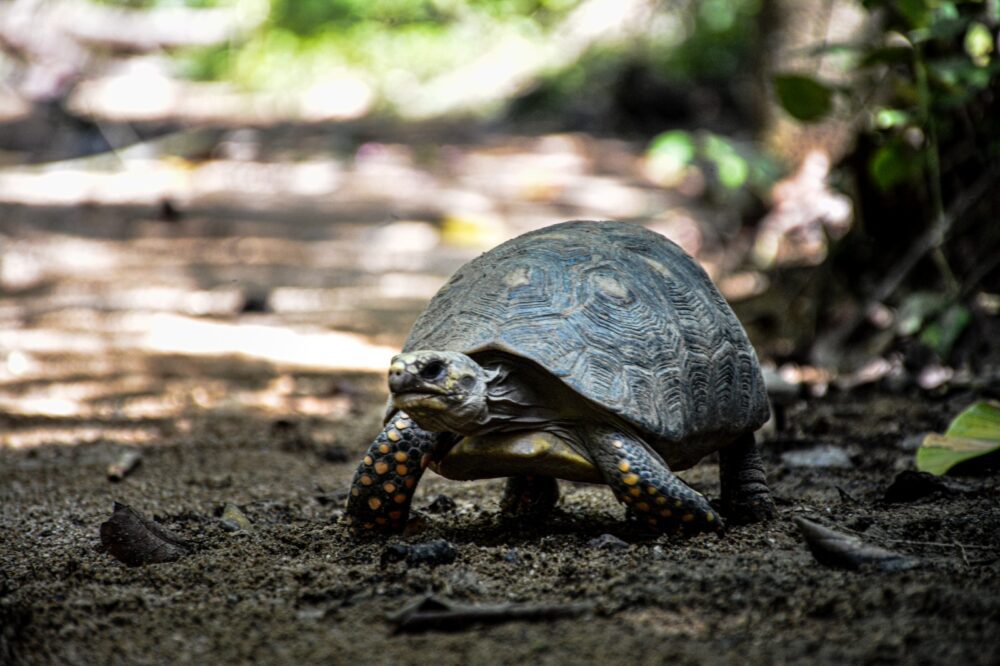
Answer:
[
  {"xmin": 589, "ymin": 426, "xmax": 722, "ymax": 535},
  {"xmin": 500, "ymin": 475, "xmax": 560, "ymax": 517},
  {"xmin": 719, "ymin": 432, "xmax": 775, "ymax": 524}
]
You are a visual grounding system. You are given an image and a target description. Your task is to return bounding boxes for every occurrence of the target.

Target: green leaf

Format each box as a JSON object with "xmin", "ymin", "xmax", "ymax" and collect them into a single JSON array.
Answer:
[
  {"xmin": 945, "ymin": 401, "xmax": 1000, "ymax": 441},
  {"xmin": 869, "ymin": 140, "xmax": 923, "ymax": 190},
  {"xmin": 773, "ymin": 74, "xmax": 834, "ymax": 122},
  {"xmin": 896, "ymin": 0, "xmax": 932, "ymax": 29},
  {"xmin": 702, "ymin": 134, "xmax": 749, "ymax": 189},
  {"xmin": 875, "ymin": 108, "xmax": 911, "ymax": 129},
  {"xmin": 964, "ymin": 22, "xmax": 994, "ymax": 66},
  {"xmin": 647, "ymin": 130, "xmax": 696, "ymax": 165},
  {"xmin": 896, "ymin": 291, "xmax": 949, "ymax": 336},
  {"xmin": 917, "ymin": 402, "xmax": 1000, "ymax": 475},
  {"xmin": 714, "ymin": 153, "xmax": 749, "ymax": 189},
  {"xmin": 645, "ymin": 131, "xmax": 696, "ymax": 185},
  {"xmin": 919, "ymin": 303, "xmax": 970, "ymax": 358},
  {"xmin": 910, "ymin": 17, "xmax": 968, "ymax": 44}
]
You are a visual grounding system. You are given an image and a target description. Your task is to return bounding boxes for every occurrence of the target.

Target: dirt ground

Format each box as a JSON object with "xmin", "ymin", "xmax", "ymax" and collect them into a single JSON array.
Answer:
[
  {"xmin": 2, "ymin": 380, "xmax": 1000, "ymax": 665},
  {"xmin": 1, "ymin": 126, "xmax": 999, "ymax": 665}
]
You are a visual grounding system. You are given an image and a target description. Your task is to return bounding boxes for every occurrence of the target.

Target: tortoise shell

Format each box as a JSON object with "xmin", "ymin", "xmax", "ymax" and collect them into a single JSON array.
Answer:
[{"xmin": 403, "ymin": 220, "xmax": 769, "ymax": 463}]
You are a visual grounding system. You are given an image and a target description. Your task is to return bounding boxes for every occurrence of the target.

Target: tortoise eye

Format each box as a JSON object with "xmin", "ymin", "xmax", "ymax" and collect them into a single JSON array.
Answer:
[{"xmin": 419, "ymin": 361, "xmax": 446, "ymax": 381}]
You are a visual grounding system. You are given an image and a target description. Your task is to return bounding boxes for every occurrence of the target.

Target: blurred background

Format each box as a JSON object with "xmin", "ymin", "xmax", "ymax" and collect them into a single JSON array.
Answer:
[{"xmin": 0, "ymin": 0, "xmax": 997, "ymax": 449}]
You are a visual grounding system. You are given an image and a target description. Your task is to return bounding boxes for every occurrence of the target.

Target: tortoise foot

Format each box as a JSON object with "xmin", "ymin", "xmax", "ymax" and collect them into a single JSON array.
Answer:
[
  {"xmin": 720, "ymin": 432, "xmax": 775, "ymax": 525},
  {"xmin": 722, "ymin": 493, "xmax": 776, "ymax": 525},
  {"xmin": 500, "ymin": 475, "xmax": 560, "ymax": 517}
]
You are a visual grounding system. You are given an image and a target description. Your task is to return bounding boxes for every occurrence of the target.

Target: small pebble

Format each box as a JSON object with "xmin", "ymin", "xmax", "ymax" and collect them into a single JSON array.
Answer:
[
  {"xmin": 426, "ymin": 494, "xmax": 457, "ymax": 514},
  {"xmin": 381, "ymin": 540, "xmax": 458, "ymax": 567},
  {"xmin": 402, "ymin": 512, "xmax": 429, "ymax": 538},
  {"xmin": 407, "ymin": 539, "xmax": 457, "ymax": 567},
  {"xmin": 239, "ymin": 289, "xmax": 271, "ymax": 313},
  {"xmin": 314, "ymin": 488, "xmax": 349, "ymax": 505},
  {"xmin": 381, "ymin": 543, "xmax": 411, "ymax": 566},
  {"xmin": 883, "ymin": 470, "xmax": 970, "ymax": 503},
  {"xmin": 897, "ymin": 433, "xmax": 928, "ymax": 452},
  {"xmin": 322, "ymin": 446, "xmax": 350, "ymax": 463},
  {"xmin": 220, "ymin": 503, "xmax": 252, "ymax": 532},
  {"xmin": 588, "ymin": 533, "xmax": 629, "ymax": 550},
  {"xmin": 107, "ymin": 449, "xmax": 142, "ymax": 482},
  {"xmin": 296, "ymin": 607, "xmax": 326, "ymax": 621},
  {"xmin": 270, "ymin": 419, "xmax": 313, "ymax": 451}
]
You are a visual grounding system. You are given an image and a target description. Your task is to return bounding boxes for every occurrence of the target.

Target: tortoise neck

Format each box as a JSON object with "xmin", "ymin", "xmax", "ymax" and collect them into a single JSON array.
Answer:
[{"xmin": 472, "ymin": 352, "xmax": 590, "ymax": 435}]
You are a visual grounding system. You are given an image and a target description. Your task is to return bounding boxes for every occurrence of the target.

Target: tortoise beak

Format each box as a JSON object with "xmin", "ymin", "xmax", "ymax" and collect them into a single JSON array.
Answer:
[
  {"xmin": 388, "ymin": 361, "xmax": 416, "ymax": 394},
  {"xmin": 388, "ymin": 354, "xmax": 449, "ymax": 395}
]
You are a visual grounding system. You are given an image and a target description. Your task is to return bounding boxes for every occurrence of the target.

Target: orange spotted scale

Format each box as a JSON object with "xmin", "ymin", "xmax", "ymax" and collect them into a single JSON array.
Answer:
[{"xmin": 344, "ymin": 413, "xmax": 454, "ymax": 534}]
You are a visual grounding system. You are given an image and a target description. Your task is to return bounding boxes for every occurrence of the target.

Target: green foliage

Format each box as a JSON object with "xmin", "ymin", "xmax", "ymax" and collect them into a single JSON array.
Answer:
[
  {"xmin": 919, "ymin": 303, "xmax": 970, "ymax": 358},
  {"xmin": 897, "ymin": 291, "xmax": 971, "ymax": 358},
  {"xmin": 91, "ymin": 0, "xmax": 225, "ymax": 7},
  {"xmin": 777, "ymin": 0, "xmax": 1000, "ymax": 193},
  {"xmin": 773, "ymin": 74, "xmax": 834, "ymax": 122},
  {"xmin": 917, "ymin": 401, "xmax": 1000, "ymax": 475},
  {"xmin": 170, "ymin": 0, "xmax": 768, "ymax": 118},
  {"xmin": 648, "ymin": 0, "xmax": 763, "ymax": 83},
  {"xmin": 173, "ymin": 0, "xmax": 582, "ymax": 101},
  {"xmin": 645, "ymin": 129, "xmax": 778, "ymax": 196},
  {"xmin": 647, "ymin": 130, "xmax": 697, "ymax": 175},
  {"xmin": 703, "ymin": 134, "xmax": 750, "ymax": 189},
  {"xmin": 868, "ymin": 136, "xmax": 923, "ymax": 189}
]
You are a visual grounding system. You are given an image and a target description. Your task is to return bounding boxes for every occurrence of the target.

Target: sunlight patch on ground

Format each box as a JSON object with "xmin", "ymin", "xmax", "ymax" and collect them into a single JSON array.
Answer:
[
  {"xmin": 124, "ymin": 313, "xmax": 397, "ymax": 372},
  {"xmin": 0, "ymin": 158, "xmax": 346, "ymax": 207},
  {"xmin": 0, "ymin": 369, "xmax": 357, "ymax": 423},
  {"xmin": 1, "ymin": 427, "xmax": 157, "ymax": 449}
]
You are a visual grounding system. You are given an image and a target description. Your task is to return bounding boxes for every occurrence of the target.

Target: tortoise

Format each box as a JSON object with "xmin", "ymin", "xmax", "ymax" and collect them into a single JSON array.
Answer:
[{"xmin": 345, "ymin": 220, "xmax": 774, "ymax": 535}]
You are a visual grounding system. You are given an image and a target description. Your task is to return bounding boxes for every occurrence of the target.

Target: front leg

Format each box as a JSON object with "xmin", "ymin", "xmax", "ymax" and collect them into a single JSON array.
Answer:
[
  {"xmin": 345, "ymin": 412, "xmax": 455, "ymax": 534},
  {"xmin": 589, "ymin": 426, "xmax": 723, "ymax": 536}
]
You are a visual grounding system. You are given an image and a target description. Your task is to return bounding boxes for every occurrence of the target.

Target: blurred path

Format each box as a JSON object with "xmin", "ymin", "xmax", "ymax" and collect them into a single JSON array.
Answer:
[{"xmin": 0, "ymin": 125, "xmax": 744, "ymax": 448}]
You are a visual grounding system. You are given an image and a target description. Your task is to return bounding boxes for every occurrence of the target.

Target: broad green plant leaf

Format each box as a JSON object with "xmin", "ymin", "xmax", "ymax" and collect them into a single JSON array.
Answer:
[
  {"xmin": 917, "ymin": 401, "xmax": 1000, "ymax": 475},
  {"xmin": 774, "ymin": 74, "xmax": 833, "ymax": 122}
]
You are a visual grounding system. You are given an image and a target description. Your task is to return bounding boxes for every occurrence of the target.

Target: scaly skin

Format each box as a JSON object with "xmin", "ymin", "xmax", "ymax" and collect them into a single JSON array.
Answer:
[
  {"xmin": 589, "ymin": 425, "xmax": 723, "ymax": 536},
  {"xmin": 719, "ymin": 432, "xmax": 775, "ymax": 525},
  {"xmin": 344, "ymin": 412, "xmax": 454, "ymax": 534}
]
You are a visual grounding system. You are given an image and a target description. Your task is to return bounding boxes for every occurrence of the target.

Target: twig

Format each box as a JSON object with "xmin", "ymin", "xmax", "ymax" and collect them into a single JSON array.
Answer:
[
  {"xmin": 837, "ymin": 523, "xmax": 997, "ymax": 551},
  {"xmin": 388, "ymin": 596, "xmax": 592, "ymax": 634},
  {"xmin": 835, "ymin": 485, "xmax": 863, "ymax": 506},
  {"xmin": 953, "ymin": 539, "xmax": 970, "ymax": 567}
]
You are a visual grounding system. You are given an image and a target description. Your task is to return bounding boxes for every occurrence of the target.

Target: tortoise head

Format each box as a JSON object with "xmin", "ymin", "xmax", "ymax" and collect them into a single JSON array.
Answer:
[{"xmin": 388, "ymin": 351, "xmax": 496, "ymax": 433}]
